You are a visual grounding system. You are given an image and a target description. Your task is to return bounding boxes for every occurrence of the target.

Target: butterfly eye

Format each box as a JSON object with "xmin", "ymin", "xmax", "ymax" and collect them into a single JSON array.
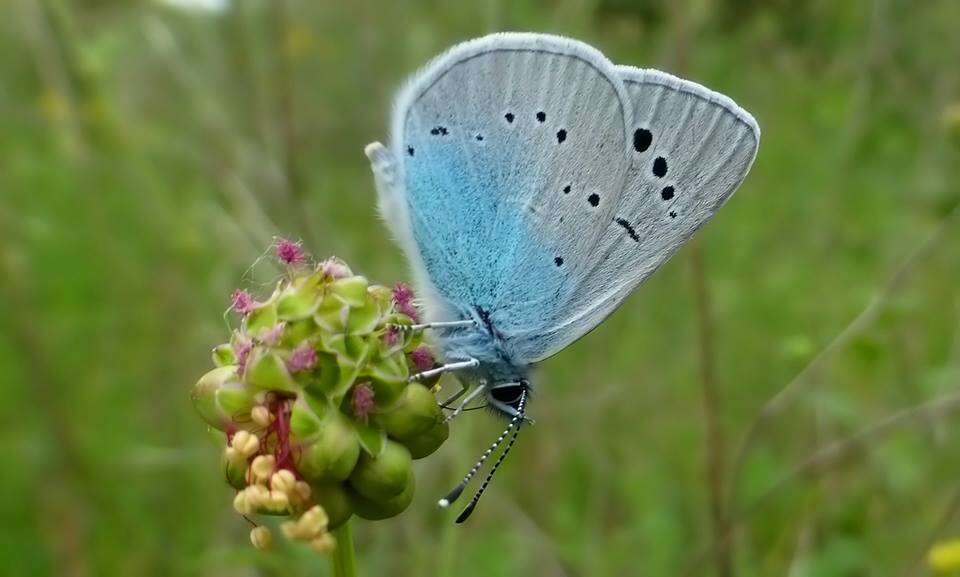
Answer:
[{"xmin": 489, "ymin": 383, "xmax": 524, "ymax": 406}]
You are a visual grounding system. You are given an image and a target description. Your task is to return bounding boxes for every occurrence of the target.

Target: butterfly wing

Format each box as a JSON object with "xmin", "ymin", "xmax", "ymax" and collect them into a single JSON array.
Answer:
[
  {"xmin": 368, "ymin": 33, "xmax": 634, "ymax": 352},
  {"xmin": 507, "ymin": 66, "xmax": 760, "ymax": 362}
]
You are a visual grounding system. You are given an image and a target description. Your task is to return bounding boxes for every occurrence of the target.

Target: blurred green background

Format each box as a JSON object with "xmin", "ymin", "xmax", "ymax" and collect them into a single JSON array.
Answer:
[{"xmin": 3, "ymin": 1, "xmax": 960, "ymax": 576}]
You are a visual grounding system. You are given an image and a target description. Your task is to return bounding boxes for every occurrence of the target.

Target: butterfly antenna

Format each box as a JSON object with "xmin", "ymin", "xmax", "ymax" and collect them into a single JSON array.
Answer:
[
  {"xmin": 450, "ymin": 391, "xmax": 528, "ymax": 524},
  {"xmin": 437, "ymin": 389, "xmax": 526, "ymax": 509}
]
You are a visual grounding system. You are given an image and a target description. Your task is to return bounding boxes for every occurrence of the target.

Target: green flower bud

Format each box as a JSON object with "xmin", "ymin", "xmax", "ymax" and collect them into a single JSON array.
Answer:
[
  {"xmin": 212, "ymin": 344, "xmax": 237, "ymax": 367},
  {"xmin": 320, "ymin": 333, "xmax": 372, "ymax": 368},
  {"xmin": 401, "ymin": 418, "xmax": 449, "ymax": 460},
  {"xmin": 348, "ymin": 438, "xmax": 413, "ymax": 501},
  {"xmin": 192, "ymin": 366, "xmax": 246, "ymax": 430},
  {"xmin": 245, "ymin": 301, "xmax": 278, "ymax": 335},
  {"xmin": 379, "ymin": 383, "xmax": 441, "ymax": 441},
  {"xmin": 245, "ymin": 349, "xmax": 297, "ymax": 393},
  {"xmin": 330, "ymin": 276, "xmax": 369, "ymax": 308},
  {"xmin": 289, "ymin": 397, "xmax": 325, "ymax": 440},
  {"xmin": 348, "ymin": 469, "xmax": 415, "ymax": 521},
  {"xmin": 364, "ymin": 353, "xmax": 409, "ymax": 406},
  {"xmin": 276, "ymin": 279, "xmax": 322, "ymax": 321},
  {"xmin": 298, "ymin": 412, "xmax": 360, "ymax": 483},
  {"xmin": 216, "ymin": 383, "xmax": 256, "ymax": 422},
  {"xmin": 314, "ymin": 296, "xmax": 348, "ymax": 333},
  {"xmin": 222, "ymin": 451, "xmax": 248, "ymax": 490},
  {"xmin": 310, "ymin": 482, "xmax": 354, "ymax": 530},
  {"xmin": 300, "ymin": 352, "xmax": 341, "ymax": 399},
  {"xmin": 281, "ymin": 318, "xmax": 318, "ymax": 349}
]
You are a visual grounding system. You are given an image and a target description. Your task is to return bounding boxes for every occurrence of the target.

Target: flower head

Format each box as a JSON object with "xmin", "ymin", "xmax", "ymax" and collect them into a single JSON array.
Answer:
[
  {"xmin": 351, "ymin": 382, "xmax": 376, "ymax": 423},
  {"xmin": 320, "ymin": 257, "xmax": 351, "ymax": 279},
  {"xmin": 287, "ymin": 343, "xmax": 317, "ymax": 373},
  {"xmin": 392, "ymin": 282, "xmax": 419, "ymax": 321},
  {"xmin": 275, "ymin": 237, "xmax": 308, "ymax": 265},
  {"xmin": 231, "ymin": 289, "xmax": 257, "ymax": 315},
  {"xmin": 410, "ymin": 346, "xmax": 435, "ymax": 372},
  {"xmin": 193, "ymin": 252, "xmax": 448, "ymax": 554}
]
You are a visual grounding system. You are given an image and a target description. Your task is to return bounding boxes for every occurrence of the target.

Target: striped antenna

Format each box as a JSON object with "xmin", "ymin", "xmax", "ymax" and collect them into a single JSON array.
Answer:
[
  {"xmin": 437, "ymin": 389, "xmax": 526, "ymax": 509},
  {"xmin": 454, "ymin": 389, "xmax": 527, "ymax": 523}
]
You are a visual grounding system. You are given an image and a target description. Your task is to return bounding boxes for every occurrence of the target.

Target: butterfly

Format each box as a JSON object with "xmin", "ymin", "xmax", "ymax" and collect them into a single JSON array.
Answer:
[{"xmin": 365, "ymin": 33, "xmax": 759, "ymax": 522}]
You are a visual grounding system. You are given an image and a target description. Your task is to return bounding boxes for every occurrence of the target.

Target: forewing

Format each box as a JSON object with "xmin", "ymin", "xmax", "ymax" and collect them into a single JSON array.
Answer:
[
  {"xmin": 370, "ymin": 33, "xmax": 633, "ymax": 345},
  {"xmin": 509, "ymin": 66, "xmax": 760, "ymax": 362}
]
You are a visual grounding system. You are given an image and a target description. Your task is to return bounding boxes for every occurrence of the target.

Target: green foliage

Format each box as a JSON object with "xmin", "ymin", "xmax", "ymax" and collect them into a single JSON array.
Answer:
[{"xmin": 3, "ymin": 0, "xmax": 960, "ymax": 576}]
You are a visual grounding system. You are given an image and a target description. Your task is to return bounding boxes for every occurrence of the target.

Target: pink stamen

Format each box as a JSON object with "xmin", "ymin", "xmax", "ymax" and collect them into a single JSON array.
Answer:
[
  {"xmin": 230, "ymin": 289, "xmax": 257, "ymax": 316},
  {"xmin": 410, "ymin": 346, "xmax": 435, "ymax": 372},
  {"xmin": 261, "ymin": 323, "xmax": 285, "ymax": 346},
  {"xmin": 234, "ymin": 338, "xmax": 253, "ymax": 374},
  {"xmin": 275, "ymin": 238, "xmax": 307, "ymax": 265},
  {"xmin": 320, "ymin": 257, "xmax": 351, "ymax": 279},
  {"xmin": 287, "ymin": 343, "xmax": 317, "ymax": 373},
  {"xmin": 392, "ymin": 282, "xmax": 420, "ymax": 321},
  {"xmin": 351, "ymin": 383, "xmax": 376, "ymax": 424},
  {"xmin": 383, "ymin": 325, "xmax": 401, "ymax": 347}
]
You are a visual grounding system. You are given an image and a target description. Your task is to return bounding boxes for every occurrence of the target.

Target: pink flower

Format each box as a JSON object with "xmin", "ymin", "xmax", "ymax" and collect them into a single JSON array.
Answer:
[
  {"xmin": 351, "ymin": 383, "xmax": 375, "ymax": 423},
  {"xmin": 383, "ymin": 325, "xmax": 401, "ymax": 347},
  {"xmin": 392, "ymin": 282, "xmax": 419, "ymax": 321},
  {"xmin": 234, "ymin": 338, "xmax": 253, "ymax": 373},
  {"xmin": 261, "ymin": 323, "xmax": 285, "ymax": 346},
  {"xmin": 230, "ymin": 289, "xmax": 257, "ymax": 315},
  {"xmin": 287, "ymin": 343, "xmax": 317, "ymax": 373},
  {"xmin": 275, "ymin": 238, "xmax": 307, "ymax": 265},
  {"xmin": 410, "ymin": 346, "xmax": 435, "ymax": 372},
  {"xmin": 320, "ymin": 257, "xmax": 351, "ymax": 279}
]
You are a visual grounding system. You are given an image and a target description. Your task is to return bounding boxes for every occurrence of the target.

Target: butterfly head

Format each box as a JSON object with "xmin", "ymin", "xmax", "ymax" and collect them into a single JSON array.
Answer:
[{"xmin": 486, "ymin": 379, "xmax": 532, "ymax": 419}]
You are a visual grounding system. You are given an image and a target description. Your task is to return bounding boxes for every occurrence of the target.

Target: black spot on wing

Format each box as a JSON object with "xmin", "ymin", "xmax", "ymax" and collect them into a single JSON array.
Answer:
[
  {"xmin": 669, "ymin": 211, "xmax": 677, "ymax": 219},
  {"xmin": 661, "ymin": 186, "xmax": 675, "ymax": 201},
  {"xmin": 536, "ymin": 111, "xmax": 546, "ymax": 123},
  {"xmin": 475, "ymin": 134, "xmax": 484, "ymax": 141},
  {"xmin": 504, "ymin": 112, "xmax": 515, "ymax": 123},
  {"xmin": 406, "ymin": 146, "xmax": 414, "ymax": 156},
  {"xmin": 587, "ymin": 193, "xmax": 600, "ymax": 207},
  {"xmin": 633, "ymin": 128, "xmax": 652, "ymax": 152},
  {"xmin": 556, "ymin": 129, "xmax": 567, "ymax": 143},
  {"xmin": 562, "ymin": 184, "xmax": 571, "ymax": 194},
  {"xmin": 554, "ymin": 256, "xmax": 564, "ymax": 267},
  {"xmin": 430, "ymin": 126, "xmax": 449, "ymax": 136},
  {"xmin": 653, "ymin": 156, "xmax": 668, "ymax": 178},
  {"xmin": 615, "ymin": 217, "xmax": 640, "ymax": 243}
]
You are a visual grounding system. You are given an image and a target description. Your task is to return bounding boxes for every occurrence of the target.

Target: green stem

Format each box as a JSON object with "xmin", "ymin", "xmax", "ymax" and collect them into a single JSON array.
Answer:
[{"xmin": 330, "ymin": 522, "xmax": 357, "ymax": 577}]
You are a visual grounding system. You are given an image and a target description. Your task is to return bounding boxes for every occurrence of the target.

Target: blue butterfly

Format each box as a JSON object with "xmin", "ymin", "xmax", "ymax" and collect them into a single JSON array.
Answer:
[{"xmin": 366, "ymin": 33, "xmax": 759, "ymax": 521}]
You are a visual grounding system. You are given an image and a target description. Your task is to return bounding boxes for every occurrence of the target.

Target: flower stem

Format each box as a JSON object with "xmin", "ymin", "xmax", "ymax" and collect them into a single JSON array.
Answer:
[{"xmin": 330, "ymin": 522, "xmax": 357, "ymax": 577}]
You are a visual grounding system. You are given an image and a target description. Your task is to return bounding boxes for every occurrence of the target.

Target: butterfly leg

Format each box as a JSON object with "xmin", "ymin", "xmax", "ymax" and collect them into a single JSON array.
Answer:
[
  {"xmin": 390, "ymin": 320, "xmax": 477, "ymax": 332},
  {"xmin": 443, "ymin": 383, "xmax": 487, "ymax": 423},
  {"xmin": 439, "ymin": 382, "xmax": 470, "ymax": 408},
  {"xmin": 408, "ymin": 357, "xmax": 479, "ymax": 383}
]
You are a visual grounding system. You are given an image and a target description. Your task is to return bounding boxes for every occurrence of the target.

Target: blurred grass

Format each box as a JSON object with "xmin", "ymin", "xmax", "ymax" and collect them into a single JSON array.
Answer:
[{"xmin": 2, "ymin": 0, "xmax": 960, "ymax": 576}]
